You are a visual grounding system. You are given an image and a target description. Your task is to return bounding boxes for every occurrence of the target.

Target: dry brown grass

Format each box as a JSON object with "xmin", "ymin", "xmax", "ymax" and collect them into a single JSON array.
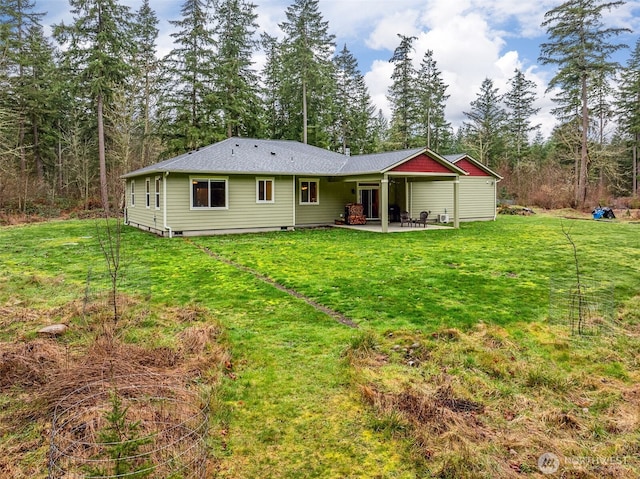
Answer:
[
  {"xmin": 0, "ymin": 298, "xmax": 230, "ymax": 478},
  {"xmin": 350, "ymin": 324, "xmax": 640, "ymax": 478}
]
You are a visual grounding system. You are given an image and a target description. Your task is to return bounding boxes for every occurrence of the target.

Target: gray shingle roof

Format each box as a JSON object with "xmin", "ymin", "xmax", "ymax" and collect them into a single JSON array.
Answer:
[
  {"xmin": 338, "ymin": 148, "xmax": 424, "ymax": 174},
  {"xmin": 122, "ymin": 137, "xmax": 350, "ymax": 178},
  {"xmin": 443, "ymin": 153, "xmax": 467, "ymax": 163},
  {"xmin": 122, "ymin": 137, "xmax": 466, "ymax": 178}
]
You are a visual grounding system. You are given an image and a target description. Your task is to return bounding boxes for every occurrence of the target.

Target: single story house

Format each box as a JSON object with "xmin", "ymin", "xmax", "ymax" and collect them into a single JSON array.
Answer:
[{"xmin": 122, "ymin": 137, "xmax": 502, "ymax": 237}]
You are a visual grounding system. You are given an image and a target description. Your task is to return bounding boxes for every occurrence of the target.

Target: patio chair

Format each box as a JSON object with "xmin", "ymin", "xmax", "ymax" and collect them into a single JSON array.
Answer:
[
  {"xmin": 400, "ymin": 211, "xmax": 412, "ymax": 227},
  {"xmin": 414, "ymin": 211, "xmax": 429, "ymax": 228}
]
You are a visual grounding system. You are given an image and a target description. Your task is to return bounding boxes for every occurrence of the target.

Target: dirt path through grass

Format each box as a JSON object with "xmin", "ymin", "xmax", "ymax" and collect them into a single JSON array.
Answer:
[
  {"xmin": 189, "ymin": 239, "xmax": 359, "ymax": 329},
  {"xmin": 185, "ymin": 239, "xmax": 415, "ymax": 478}
]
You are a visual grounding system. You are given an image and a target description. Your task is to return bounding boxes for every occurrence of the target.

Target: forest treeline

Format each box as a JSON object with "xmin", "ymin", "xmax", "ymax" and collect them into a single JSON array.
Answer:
[{"xmin": 1, "ymin": 0, "xmax": 639, "ymax": 217}]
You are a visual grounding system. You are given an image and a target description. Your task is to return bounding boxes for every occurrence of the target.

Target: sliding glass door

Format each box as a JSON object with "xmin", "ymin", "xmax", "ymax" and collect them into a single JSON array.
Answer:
[{"xmin": 358, "ymin": 183, "xmax": 380, "ymax": 219}]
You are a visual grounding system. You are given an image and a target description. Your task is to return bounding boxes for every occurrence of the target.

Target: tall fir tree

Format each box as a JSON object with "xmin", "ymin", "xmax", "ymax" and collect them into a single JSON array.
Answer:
[
  {"xmin": 539, "ymin": 0, "xmax": 629, "ymax": 205},
  {"xmin": 22, "ymin": 24, "xmax": 57, "ymax": 183},
  {"xmin": 332, "ymin": 44, "xmax": 375, "ymax": 154},
  {"xmin": 260, "ymin": 33, "xmax": 286, "ymax": 139},
  {"xmin": 415, "ymin": 49, "xmax": 450, "ymax": 151},
  {"xmin": 463, "ymin": 78, "xmax": 507, "ymax": 167},
  {"xmin": 131, "ymin": 0, "xmax": 160, "ymax": 168},
  {"xmin": 279, "ymin": 0, "xmax": 335, "ymax": 146},
  {"xmin": 388, "ymin": 34, "xmax": 417, "ymax": 149},
  {"xmin": 212, "ymin": 0, "xmax": 262, "ymax": 139},
  {"xmin": 504, "ymin": 69, "xmax": 540, "ymax": 165},
  {"xmin": 54, "ymin": 0, "xmax": 134, "ymax": 213},
  {"xmin": 160, "ymin": 0, "xmax": 219, "ymax": 155},
  {"xmin": 616, "ymin": 38, "xmax": 640, "ymax": 196},
  {"xmin": 370, "ymin": 108, "xmax": 389, "ymax": 153},
  {"xmin": 0, "ymin": 0, "xmax": 44, "ymax": 209}
]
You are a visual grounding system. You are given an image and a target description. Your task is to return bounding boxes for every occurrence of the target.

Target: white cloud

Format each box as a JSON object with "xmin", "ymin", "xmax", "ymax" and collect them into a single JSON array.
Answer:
[
  {"xmin": 411, "ymin": 10, "xmax": 508, "ymax": 131},
  {"xmin": 364, "ymin": 59, "xmax": 394, "ymax": 118},
  {"xmin": 364, "ymin": 10, "xmax": 421, "ymax": 50},
  {"xmin": 39, "ymin": 0, "xmax": 640, "ymax": 141}
]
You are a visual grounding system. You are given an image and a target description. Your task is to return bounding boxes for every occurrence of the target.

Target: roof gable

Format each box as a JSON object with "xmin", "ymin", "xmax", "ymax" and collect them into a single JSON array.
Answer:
[
  {"xmin": 443, "ymin": 154, "xmax": 502, "ymax": 179},
  {"xmin": 389, "ymin": 152, "xmax": 456, "ymax": 174},
  {"xmin": 455, "ymin": 158, "xmax": 490, "ymax": 176}
]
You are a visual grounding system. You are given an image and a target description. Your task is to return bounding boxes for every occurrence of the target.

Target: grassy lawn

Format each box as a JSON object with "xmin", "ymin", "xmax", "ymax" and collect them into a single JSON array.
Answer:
[{"xmin": 1, "ymin": 214, "xmax": 640, "ymax": 477}]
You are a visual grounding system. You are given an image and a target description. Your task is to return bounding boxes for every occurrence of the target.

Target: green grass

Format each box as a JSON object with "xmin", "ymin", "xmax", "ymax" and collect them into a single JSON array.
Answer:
[{"xmin": 1, "ymin": 214, "xmax": 640, "ymax": 477}]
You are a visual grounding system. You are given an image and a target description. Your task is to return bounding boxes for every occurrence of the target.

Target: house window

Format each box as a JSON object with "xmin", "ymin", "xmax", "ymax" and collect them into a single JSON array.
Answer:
[
  {"xmin": 191, "ymin": 177, "xmax": 228, "ymax": 209},
  {"xmin": 145, "ymin": 178, "xmax": 150, "ymax": 208},
  {"xmin": 130, "ymin": 180, "xmax": 135, "ymax": 207},
  {"xmin": 257, "ymin": 178, "xmax": 274, "ymax": 203},
  {"xmin": 299, "ymin": 179, "xmax": 319, "ymax": 204},
  {"xmin": 155, "ymin": 176, "xmax": 161, "ymax": 209}
]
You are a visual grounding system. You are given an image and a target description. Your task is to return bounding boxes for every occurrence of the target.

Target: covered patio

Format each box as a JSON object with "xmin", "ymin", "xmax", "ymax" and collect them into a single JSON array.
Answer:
[{"xmin": 334, "ymin": 221, "xmax": 454, "ymax": 233}]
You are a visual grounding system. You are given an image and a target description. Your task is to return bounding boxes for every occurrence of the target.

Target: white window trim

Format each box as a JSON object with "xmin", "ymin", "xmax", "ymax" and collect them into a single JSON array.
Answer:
[
  {"xmin": 299, "ymin": 178, "xmax": 319, "ymax": 205},
  {"xmin": 130, "ymin": 180, "xmax": 135, "ymax": 207},
  {"xmin": 154, "ymin": 176, "xmax": 161, "ymax": 210},
  {"xmin": 145, "ymin": 178, "xmax": 151, "ymax": 209},
  {"xmin": 189, "ymin": 176, "xmax": 229, "ymax": 210},
  {"xmin": 256, "ymin": 177, "xmax": 275, "ymax": 204}
]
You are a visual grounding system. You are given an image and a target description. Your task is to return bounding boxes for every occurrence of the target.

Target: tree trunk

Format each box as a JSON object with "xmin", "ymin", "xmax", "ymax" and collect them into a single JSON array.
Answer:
[
  {"xmin": 302, "ymin": 79, "xmax": 308, "ymax": 144},
  {"xmin": 633, "ymin": 134, "xmax": 638, "ymax": 197},
  {"xmin": 57, "ymin": 119, "xmax": 63, "ymax": 193},
  {"xmin": 33, "ymin": 119, "xmax": 44, "ymax": 181},
  {"xmin": 577, "ymin": 73, "xmax": 589, "ymax": 206},
  {"xmin": 143, "ymin": 70, "xmax": 150, "ymax": 167},
  {"xmin": 97, "ymin": 93, "xmax": 110, "ymax": 214}
]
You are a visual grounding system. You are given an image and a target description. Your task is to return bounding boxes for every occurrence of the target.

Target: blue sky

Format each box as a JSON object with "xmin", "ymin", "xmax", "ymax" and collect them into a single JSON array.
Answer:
[{"xmin": 38, "ymin": 0, "xmax": 640, "ymax": 137}]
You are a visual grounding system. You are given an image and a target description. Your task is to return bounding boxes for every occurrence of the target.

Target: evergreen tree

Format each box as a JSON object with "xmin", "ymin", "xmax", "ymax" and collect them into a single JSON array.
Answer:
[
  {"xmin": 22, "ymin": 24, "xmax": 57, "ymax": 184},
  {"xmin": 504, "ymin": 69, "xmax": 540, "ymax": 165},
  {"xmin": 0, "ymin": 0, "xmax": 44, "ymax": 210},
  {"xmin": 160, "ymin": 0, "xmax": 219, "ymax": 155},
  {"xmin": 260, "ymin": 33, "xmax": 286, "ymax": 139},
  {"xmin": 590, "ymin": 71, "xmax": 617, "ymax": 191},
  {"xmin": 616, "ymin": 38, "xmax": 640, "ymax": 196},
  {"xmin": 131, "ymin": 0, "xmax": 160, "ymax": 168},
  {"xmin": 370, "ymin": 108, "xmax": 389, "ymax": 152},
  {"xmin": 332, "ymin": 44, "xmax": 375, "ymax": 154},
  {"xmin": 213, "ymin": 0, "xmax": 262, "ymax": 138},
  {"xmin": 279, "ymin": 0, "xmax": 336, "ymax": 146},
  {"xmin": 539, "ymin": 0, "xmax": 629, "ymax": 205},
  {"xmin": 387, "ymin": 34, "xmax": 417, "ymax": 149},
  {"xmin": 54, "ymin": 0, "xmax": 134, "ymax": 213},
  {"xmin": 463, "ymin": 78, "xmax": 507, "ymax": 167},
  {"xmin": 415, "ymin": 49, "xmax": 450, "ymax": 151}
]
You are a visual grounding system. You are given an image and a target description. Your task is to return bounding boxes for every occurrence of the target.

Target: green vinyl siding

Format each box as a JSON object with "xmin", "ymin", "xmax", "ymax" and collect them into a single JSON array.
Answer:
[
  {"xmin": 163, "ymin": 174, "xmax": 295, "ymax": 232},
  {"xmin": 295, "ymin": 179, "xmax": 352, "ymax": 225},
  {"xmin": 410, "ymin": 177, "xmax": 496, "ymax": 221},
  {"xmin": 459, "ymin": 177, "xmax": 497, "ymax": 220},
  {"xmin": 126, "ymin": 178, "xmax": 163, "ymax": 232},
  {"xmin": 410, "ymin": 180, "xmax": 453, "ymax": 219}
]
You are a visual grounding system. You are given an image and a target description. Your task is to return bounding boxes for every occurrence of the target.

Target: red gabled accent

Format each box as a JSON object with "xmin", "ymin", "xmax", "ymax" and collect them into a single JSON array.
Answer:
[
  {"xmin": 455, "ymin": 158, "xmax": 490, "ymax": 177},
  {"xmin": 391, "ymin": 153, "xmax": 455, "ymax": 173}
]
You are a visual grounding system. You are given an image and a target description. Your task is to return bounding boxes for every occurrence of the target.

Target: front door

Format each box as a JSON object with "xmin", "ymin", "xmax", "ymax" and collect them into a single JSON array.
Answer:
[{"xmin": 358, "ymin": 183, "xmax": 380, "ymax": 219}]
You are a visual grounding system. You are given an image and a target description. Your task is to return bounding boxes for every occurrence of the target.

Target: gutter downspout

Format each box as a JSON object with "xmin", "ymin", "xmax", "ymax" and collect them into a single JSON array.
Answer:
[
  {"xmin": 124, "ymin": 179, "xmax": 129, "ymax": 225},
  {"xmin": 493, "ymin": 177, "xmax": 501, "ymax": 221},
  {"xmin": 453, "ymin": 177, "xmax": 460, "ymax": 228},
  {"xmin": 163, "ymin": 171, "xmax": 172, "ymax": 238},
  {"xmin": 292, "ymin": 176, "xmax": 296, "ymax": 228}
]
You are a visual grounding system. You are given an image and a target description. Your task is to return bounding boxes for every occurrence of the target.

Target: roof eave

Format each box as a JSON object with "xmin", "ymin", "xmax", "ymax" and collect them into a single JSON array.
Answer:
[
  {"xmin": 452, "ymin": 154, "xmax": 503, "ymax": 179},
  {"xmin": 381, "ymin": 148, "xmax": 468, "ymax": 175}
]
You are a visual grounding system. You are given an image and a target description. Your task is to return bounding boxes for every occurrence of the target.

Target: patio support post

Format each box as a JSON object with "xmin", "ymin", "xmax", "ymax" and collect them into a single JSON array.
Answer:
[
  {"xmin": 381, "ymin": 175, "xmax": 389, "ymax": 233},
  {"xmin": 453, "ymin": 178, "xmax": 460, "ymax": 228}
]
